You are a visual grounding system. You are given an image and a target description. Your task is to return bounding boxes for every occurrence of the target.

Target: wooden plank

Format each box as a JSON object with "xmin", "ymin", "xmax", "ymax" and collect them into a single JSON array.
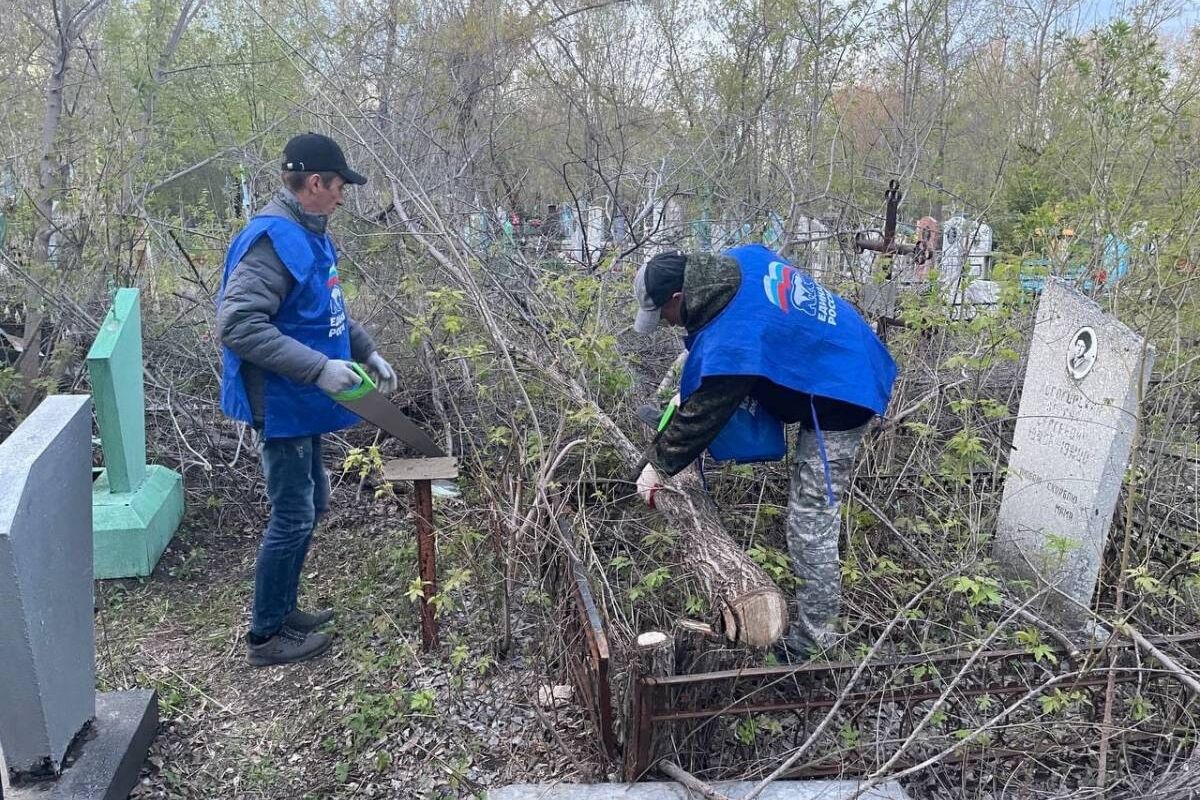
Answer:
[{"xmin": 381, "ymin": 456, "xmax": 458, "ymax": 481}]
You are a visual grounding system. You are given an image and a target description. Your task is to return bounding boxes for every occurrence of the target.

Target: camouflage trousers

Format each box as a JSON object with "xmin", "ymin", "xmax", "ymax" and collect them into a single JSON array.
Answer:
[{"xmin": 785, "ymin": 423, "xmax": 868, "ymax": 652}]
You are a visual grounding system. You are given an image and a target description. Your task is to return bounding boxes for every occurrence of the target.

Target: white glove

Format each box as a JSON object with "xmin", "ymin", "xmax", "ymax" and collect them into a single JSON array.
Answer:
[
  {"xmin": 317, "ymin": 359, "xmax": 362, "ymax": 394},
  {"xmin": 366, "ymin": 351, "xmax": 398, "ymax": 394},
  {"xmin": 637, "ymin": 464, "xmax": 663, "ymax": 508}
]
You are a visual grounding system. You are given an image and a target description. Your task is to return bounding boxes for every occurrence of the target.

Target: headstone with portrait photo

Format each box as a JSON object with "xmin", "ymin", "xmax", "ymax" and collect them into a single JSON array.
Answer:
[{"xmin": 994, "ymin": 279, "xmax": 1154, "ymax": 628}]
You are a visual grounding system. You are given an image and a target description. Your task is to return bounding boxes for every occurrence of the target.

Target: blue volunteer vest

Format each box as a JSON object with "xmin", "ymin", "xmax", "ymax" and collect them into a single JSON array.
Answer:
[
  {"xmin": 682, "ymin": 244, "xmax": 896, "ymax": 420},
  {"xmin": 219, "ymin": 215, "xmax": 361, "ymax": 439}
]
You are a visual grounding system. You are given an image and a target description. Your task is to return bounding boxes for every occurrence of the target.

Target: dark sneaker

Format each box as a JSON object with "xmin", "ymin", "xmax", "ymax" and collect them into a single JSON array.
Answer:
[
  {"xmin": 773, "ymin": 637, "xmax": 815, "ymax": 665},
  {"xmin": 284, "ymin": 606, "xmax": 335, "ymax": 633},
  {"xmin": 247, "ymin": 627, "xmax": 332, "ymax": 667},
  {"xmin": 773, "ymin": 630, "xmax": 841, "ymax": 664},
  {"xmin": 636, "ymin": 404, "xmax": 662, "ymax": 430}
]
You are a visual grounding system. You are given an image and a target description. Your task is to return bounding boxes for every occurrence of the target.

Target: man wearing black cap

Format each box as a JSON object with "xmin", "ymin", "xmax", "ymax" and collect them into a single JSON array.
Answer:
[
  {"xmin": 633, "ymin": 245, "xmax": 897, "ymax": 658},
  {"xmin": 217, "ymin": 133, "xmax": 397, "ymax": 666}
]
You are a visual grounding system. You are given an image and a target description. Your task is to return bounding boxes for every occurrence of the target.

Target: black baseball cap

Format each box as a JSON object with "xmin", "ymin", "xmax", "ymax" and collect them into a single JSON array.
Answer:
[
  {"xmin": 282, "ymin": 132, "xmax": 367, "ymax": 185},
  {"xmin": 633, "ymin": 251, "xmax": 687, "ymax": 334}
]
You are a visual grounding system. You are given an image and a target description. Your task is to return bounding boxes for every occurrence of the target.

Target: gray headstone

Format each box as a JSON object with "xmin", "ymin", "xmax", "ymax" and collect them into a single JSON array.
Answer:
[
  {"xmin": 489, "ymin": 781, "xmax": 911, "ymax": 799},
  {"xmin": 995, "ymin": 280, "xmax": 1154, "ymax": 625},
  {"xmin": 940, "ymin": 214, "xmax": 968, "ymax": 288},
  {"xmin": 862, "ymin": 279, "xmax": 898, "ymax": 318},
  {"xmin": 0, "ymin": 395, "xmax": 96, "ymax": 775},
  {"xmin": 967, "ymin": 220, "xmax": 993, "ymax": 276}
]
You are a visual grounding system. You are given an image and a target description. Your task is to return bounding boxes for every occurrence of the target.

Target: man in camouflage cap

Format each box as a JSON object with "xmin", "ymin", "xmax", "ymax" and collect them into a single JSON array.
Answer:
[{"xmin": 633, "ymin": 245, "xmax": 896, "ymax": 657}]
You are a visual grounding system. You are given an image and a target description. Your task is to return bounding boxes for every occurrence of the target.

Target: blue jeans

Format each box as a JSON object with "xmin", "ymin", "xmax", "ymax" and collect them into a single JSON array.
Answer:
[{"xmin": 251, "ymin": 435, "xmax": 329, "ymax": 638}]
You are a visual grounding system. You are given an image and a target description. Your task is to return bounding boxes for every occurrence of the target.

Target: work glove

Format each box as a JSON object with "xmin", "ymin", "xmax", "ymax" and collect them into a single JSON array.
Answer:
[
  {"xmin": 637, "ymin": 464, "xmax": 663, "ymax": 509},
  {"xmin": 317, "ymin": 359, "xmax": 363, "ymax": 394},
  {"xmin": 366, "ymin": 351, "xmax": 398, "ymax": 395}
]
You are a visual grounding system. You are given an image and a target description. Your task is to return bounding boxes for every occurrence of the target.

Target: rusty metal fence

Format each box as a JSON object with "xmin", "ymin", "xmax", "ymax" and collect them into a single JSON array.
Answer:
[
  {"xmin": 624, "ymin": 632, "xmax": 1200, "ymax": 783},
  {"xmin": 552, "ymin": 520, "xmax": 1200, "ymax": 789},
  {"xmin": 558, "ymin": 519, "xmax": 619, "ymax": 761}
]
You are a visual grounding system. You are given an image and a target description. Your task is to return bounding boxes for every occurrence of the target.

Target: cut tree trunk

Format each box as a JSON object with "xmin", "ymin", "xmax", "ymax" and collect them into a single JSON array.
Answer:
[{"xmin": 653, "ymin": 465, "xmax": 787, "ymax": 648}]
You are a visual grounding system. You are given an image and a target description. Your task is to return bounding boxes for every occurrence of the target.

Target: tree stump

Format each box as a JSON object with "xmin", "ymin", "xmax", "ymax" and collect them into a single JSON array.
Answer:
[{"xmin": 624, "ymin": 631, "xmax": 676, "ymax": 779}]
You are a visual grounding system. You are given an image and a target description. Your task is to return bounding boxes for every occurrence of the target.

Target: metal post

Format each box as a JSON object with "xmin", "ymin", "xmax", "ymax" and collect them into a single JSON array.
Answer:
[
  {"xmin": 413, "ymin": 478, "xmax": 439, "ymax": 651},
  {"xmin": 624, "ymin": 675, "xmax": 656, "ymax": 781}
]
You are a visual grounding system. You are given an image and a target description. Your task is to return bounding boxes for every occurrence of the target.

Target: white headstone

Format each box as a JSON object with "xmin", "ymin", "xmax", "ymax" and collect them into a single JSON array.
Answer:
[
  {"xmin": 795, "ymin": 216, "xmax": 833, "ymax": 279},
  {"xmin": 940, "ymin": 214, "xmax": 970, "ymax": 295},
  {"xmin": 995, "ymin": 280, "xmax": 1154, "ymax": 625},
  {"xmin": 586, "ymin": 204, "xmax": 606, "ymax": 262},
  {"xmin": 562, "ymin": 205, "xmax": 583, "ymax": 262},
  {"xmin": 968, "ymin": 220, "xmax": 993, "ymax": 276},
  {"xmin": 942, "ymin": 215, "xmax": 996, "ymax": 314}
]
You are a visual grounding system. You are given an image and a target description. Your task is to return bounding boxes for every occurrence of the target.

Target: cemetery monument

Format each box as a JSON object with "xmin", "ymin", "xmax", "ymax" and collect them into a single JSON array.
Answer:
[
  {"xmin": 994, "ymin": 279, "xmax": 1154, "ymax": 627},
  {"xmin": 0, "ymin": 394, "xmax": 157, "ymax": 798},
  {"xmin": 87, "ymin": 288, "xmax": 184, "ymax": 579}
]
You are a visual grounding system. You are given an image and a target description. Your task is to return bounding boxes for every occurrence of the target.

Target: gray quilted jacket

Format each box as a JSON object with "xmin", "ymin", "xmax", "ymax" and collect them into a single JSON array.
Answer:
[{"xmin": 217, "ymin": 188, "xmax": 377, "ymax": 426}]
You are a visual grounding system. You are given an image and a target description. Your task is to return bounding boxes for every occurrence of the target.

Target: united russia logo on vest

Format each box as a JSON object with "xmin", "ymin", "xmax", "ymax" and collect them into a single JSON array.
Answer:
[
  {"xmin": 762, "ymin": 260, "xmax": 837, "ymax": 325},
  {"xmin": 328, "ymin": 264, "xmax": 347, "ymax": 337}
]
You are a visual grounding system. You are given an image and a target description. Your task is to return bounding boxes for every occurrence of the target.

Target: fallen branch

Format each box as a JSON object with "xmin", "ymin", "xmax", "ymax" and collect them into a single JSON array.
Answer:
[
  {"xmin": 1120, "ymin": 622, "xmax": 1200, "ymax": 697},
  {"xmin": 660, "ymin": 760, "xmax": 734, "ymax": 800}
]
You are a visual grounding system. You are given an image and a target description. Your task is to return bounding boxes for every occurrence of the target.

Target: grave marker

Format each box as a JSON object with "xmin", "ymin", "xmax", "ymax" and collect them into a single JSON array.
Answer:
[
  {"xmin": 0, "ymin": 394, "xmax": 158, "ymax": 798},
  {"xmin": 0, "ymin": 395, "xmax": 95, "ymax": 776},
  {"xmin": 587, "ymin": 204, "xmax": 606, "ymax": 263},
  {"xmin": 794, "ymin": 216, "xmax": 832, "ymax": 280},
  {"xmin": 87, "ymin": 288, "xmax": 184, "ymax": 579},
  {"xmin": 995, "ymin": 279, "xmax": 1154, "ymax": 626},
  {"xmin": 967, "ymin": 219, "xmax": 993, "ymax": 276},
  {"xmin": 563, "ymin": 204, "xmax": 583, "ymax": 263}
]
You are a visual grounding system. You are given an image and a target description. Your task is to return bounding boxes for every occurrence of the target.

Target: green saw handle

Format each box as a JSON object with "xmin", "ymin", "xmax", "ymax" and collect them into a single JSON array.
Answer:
[
  {"xmin": 657, "ymin": 400, "xmax": 678, "ymax": 432},
  {"xmin": 330, "ymin": 362, "xmax": 375, "ymax": 402}
]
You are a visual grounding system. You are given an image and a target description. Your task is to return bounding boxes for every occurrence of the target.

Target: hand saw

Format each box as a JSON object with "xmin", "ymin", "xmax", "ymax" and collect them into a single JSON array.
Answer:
[{"xmin": 329, "ymin": 363, "xmax": 445, "ymax": 457}]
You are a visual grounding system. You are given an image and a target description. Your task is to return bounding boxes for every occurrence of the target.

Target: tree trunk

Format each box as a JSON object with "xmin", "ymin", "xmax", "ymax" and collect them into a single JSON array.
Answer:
[
  {"xmin": 624, "ymin": 631, "xmax": 675, "ymax": 778},
  {"xmin": 654, "ymin": 466, "xmax": 788, "ymax": 648},
  {"xmin": 20, "ymin": 0, "xmax": 109, "ymax": 412}
]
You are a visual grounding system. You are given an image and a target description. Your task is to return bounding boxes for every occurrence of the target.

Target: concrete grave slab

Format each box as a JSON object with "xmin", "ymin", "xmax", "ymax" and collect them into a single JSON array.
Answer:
[
  {"xmin": 995, "ymin": 279, "xmax": 1154, "ymax": 626},
  {"xmin": 7, "ymin": 690, "xmax": 158, "ymax": 800},
  {"xmin": 489, "ymin": 781, "xmax": 912, "ymax": 799},
  {"xmin": 0, "ymin": 394, "xmax": 96, "ymax": 776},
  {"xmin": 0, "ymin": 395, "xmax": 160, "ymax": 797},
  {"xmin": 86, "ymin": 288, "xmax": 183, "ymax": 579}
]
